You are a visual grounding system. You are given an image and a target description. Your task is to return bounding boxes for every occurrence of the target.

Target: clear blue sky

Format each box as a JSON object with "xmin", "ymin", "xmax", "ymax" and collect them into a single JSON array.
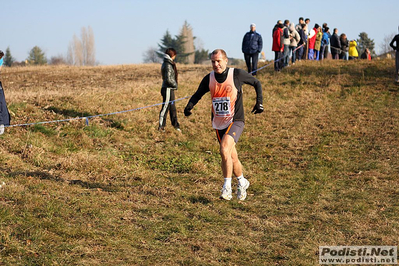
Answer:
[{"xmin": 3, "ymin": 0, "xmax": 399, "ymax": 65}]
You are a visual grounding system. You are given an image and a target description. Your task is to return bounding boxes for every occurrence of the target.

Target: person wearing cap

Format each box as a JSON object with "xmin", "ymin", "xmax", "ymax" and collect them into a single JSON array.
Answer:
[
  {"xmin": 242, "ymin": 23, "xmax": 263, "ymax": 76},
  {"xmin": 389, "ymin": 32, "xmax": 399, "ymax": 83}
]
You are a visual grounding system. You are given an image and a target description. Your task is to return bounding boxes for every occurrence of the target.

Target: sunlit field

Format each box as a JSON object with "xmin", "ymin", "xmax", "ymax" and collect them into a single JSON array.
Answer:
[{"xmin": 0, "ymin": 59, "xmax": 398, "ymax": 265}]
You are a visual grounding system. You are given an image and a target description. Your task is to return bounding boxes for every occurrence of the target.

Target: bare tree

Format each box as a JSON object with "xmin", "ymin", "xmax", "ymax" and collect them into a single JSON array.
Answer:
[
  {"xmin": 73, "ymin": 34, "xmax": 84, "ymax": 66},
  {"xmin": 67, "ymin": 41, "xmax": 74, "ymax": 65},
  {"xmin": 143, "ymin": 47, "xmax": 162, "ymax": 63},
  {"xmin": 68, "ymin": 26, "xmax": 96, "ymax": 66},
  {"xmin": 379, "ymin": 32, "xmax": 396, "ymax": 55},
  {"xmin": 86, "ymin": 26, "xmax": 96, "ymax": 66},
  {"xmin": 50, "ymin": 54, "xmax": 67, "ymax": 65}
]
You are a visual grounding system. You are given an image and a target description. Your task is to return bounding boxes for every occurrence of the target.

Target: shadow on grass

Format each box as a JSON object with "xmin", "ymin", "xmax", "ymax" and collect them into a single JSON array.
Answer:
[
  {"xmin": 45, "ymin": 106, "xmax": 93, "ymax": 118},
  {"xmin": 6, "ymin": 170, "xmax": 119, "ymax": 192},
  {"xmin": 44, "ymin": 106, "xmax": 125, "ymax": 129}
]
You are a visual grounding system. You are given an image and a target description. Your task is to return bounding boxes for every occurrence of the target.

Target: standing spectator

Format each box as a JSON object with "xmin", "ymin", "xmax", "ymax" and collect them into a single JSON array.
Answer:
[
  {"xmin": 320, "ymin": 27, "xmax": 330, "ymax": 60},
  {"xmin": 242, "ymin": 23, "xmax": 263, "ymax": 76},
  {"xmin": 389, "ymin": 33, "xmax": 399, "ymax": 83},
  {"xmin": 330, "ymin": 28, "xmax": 341, "ymax": 60},
  {"xmin": 272, "ymin": 21, "xmax": 284, "ymax": 71},
  {"xmin": 303, "ymin": 18, "xmax": 311, "ymax": 59},
  {"xmin": 304, "ymin": 18, "xmax": 311, "ymax": 35},
  {"xmin": 348, "ymin": 40, "xmax": 359, "ymax": 60},
  {"xmin": 361, "ymin": 48, "xmax": 372, "ymax": 60},
  {"xmin": 282, "ymin": 20, "xmax": 291, "ymax": 67},
  {"xmin": 289, "ymin": 23, "xmax": 300, "ymax": 64},
  {"xmin": 295, "ymin": 17, "xmax": 304, "ymax": 33},
  {"xmin": 340, "ymin": 34, "xmax": 349, "ymax": 60},
  {"xmin": 314, "ymin": 25, "xmax": 323, "ymax": 60},
  {"xmin": 297, "ymin": 23, "xmax": 307, "ymax": 62},
  {"xmin": 308, "ymin": 24, "xmax": 318, "ymax": 60},
  {"xmin": 158, "ymin": 48, "xmax": 180, "ymax": 131}
]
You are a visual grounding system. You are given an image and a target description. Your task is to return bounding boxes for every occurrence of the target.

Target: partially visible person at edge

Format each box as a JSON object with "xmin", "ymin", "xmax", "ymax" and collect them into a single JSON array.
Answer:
[
  {"xmin": 183, "ymin": 49, "xmax": 263, "ymax": 201},
  {"xmin": 360, "ymin": 48, "xmax": 372, "ymax": 61},
  {"xmin": 289, "ymin": 23, "xmax": 300, "ymax": 65},
  {"xmin": 314, "ymin": 24, "xmax": 323, "ymax": 60},
  {"xmin": 272, "ymin": 20, "xmax": 284, "ymax": 71},
  {"xmin": 0, "ymin": 50, "xmax": 4, "ymax": 73},
  {"xmin": 339, "ymin": 33, "xmax": 349, "ymax": 60},
  {"xmin": 320, "ymin": 27, "xmax": 330, "ymax": 60},
  {"xmin": 307, "ymin": 23, "xmax": 318, "ymax": 60},
  {"xmin": 348, "ymin": 40, "xmax": 359, "ymax": 60},
  {"xmin": 158, "ymin": 48, "xmax": 180, "ymax": 132},
  {"xmin": 330, "ymin": 28, "xmax": 341, "ymax": 60},
  {"xmin": 242, "ymin": 23, "xmax": 263, "ymax": 76},
  {"xmin": 282, "ymin": 19, "xmax": 291, "ymax": 67},
  {"xmin": 0, "ymin": 50, "xmax": 8, "ymax": 189},
  {"xmin": 297, "ymin": 23, "xmax": 307, "ymax": 62},
  {"xmin": 0, "ymin": 50, "xmax": 10, "ymax": 137},
  {"xmin": 389, "ymin": 33, "xmax": 399, "ymax": 83}
]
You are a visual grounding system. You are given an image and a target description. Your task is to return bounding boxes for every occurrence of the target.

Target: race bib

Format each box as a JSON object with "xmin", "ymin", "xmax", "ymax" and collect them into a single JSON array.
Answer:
[{"xmin": 212, "ymin": 97, "xmax": 231, "ymax": 117}]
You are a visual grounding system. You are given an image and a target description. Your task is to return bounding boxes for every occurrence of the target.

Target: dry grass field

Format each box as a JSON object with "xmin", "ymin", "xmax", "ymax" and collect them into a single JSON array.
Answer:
[{"xmin": 0, "ymin": 59, "xmax": 398, "ymax": 265}]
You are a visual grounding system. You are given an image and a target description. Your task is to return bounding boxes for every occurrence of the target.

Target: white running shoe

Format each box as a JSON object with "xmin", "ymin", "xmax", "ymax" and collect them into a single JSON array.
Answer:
[
  {"xmin": 220, "ymin": 187, "xmax": 232, "ymax": 200},
  {"xmin": 237, "ymin": 179, "xmax": 250, "ymax": 201}
]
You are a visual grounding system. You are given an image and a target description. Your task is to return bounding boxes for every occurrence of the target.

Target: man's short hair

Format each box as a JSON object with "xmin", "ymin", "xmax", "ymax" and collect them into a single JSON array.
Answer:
[
  {"xmin": 299, "ymin": 17, "xmax": 304, "ymax": 21},
  {"xmin": 211, "ymin": 49, "xmax": 227, "ymax": 59}
]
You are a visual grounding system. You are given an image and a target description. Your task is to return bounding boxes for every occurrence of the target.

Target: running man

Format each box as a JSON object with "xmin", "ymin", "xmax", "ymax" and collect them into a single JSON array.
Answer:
[{"xmin": 184, "ymin": 49, "xmax": 263, "ymax": 201}]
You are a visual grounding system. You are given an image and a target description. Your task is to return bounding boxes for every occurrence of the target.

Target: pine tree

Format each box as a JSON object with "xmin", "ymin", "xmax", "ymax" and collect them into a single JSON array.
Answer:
[
  {"xmin": 180, "ymin": 21, "xmax": 195, "ymax": 64},
  {"xmin": 27, "ymin": 46, "xmax": 47, "ymax": 65},
  {"xmin": 158, "ymin": 29, "xmax": 191, "ymax": 64},
  {"xmin": 4, "ymin": 47, "xmax": 15, "ymax": 67},
  {"xmin": 357, "ymin": 32, "xmax": 376, "ymax": 57}
]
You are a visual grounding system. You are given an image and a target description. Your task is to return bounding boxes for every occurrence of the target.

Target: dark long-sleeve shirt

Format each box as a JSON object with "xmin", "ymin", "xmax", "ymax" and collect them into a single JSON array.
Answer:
[{"xmin": 187, "ymin": 67, "xmax": 262, "ymax": 123}]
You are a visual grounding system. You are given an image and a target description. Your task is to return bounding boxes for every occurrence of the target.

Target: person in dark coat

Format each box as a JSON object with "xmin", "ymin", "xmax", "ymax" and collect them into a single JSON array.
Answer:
[
  {"xmin": 339, "ymin": 33, "xmax": 349, "ymax": 60},
  {"xmin": 158, "ymin": 48, "xmax": 180, "ymax": 131},
  {"xmin": 242, "ymin": 23, "xmax": 263, "ymax": 75},
  {"xmin": 390, "ymin": 33, "xmax": 399, "ymax": 83},
  {"xmin": 330, "ymin": 28, "xmax": 341, "ymax": 60}
]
